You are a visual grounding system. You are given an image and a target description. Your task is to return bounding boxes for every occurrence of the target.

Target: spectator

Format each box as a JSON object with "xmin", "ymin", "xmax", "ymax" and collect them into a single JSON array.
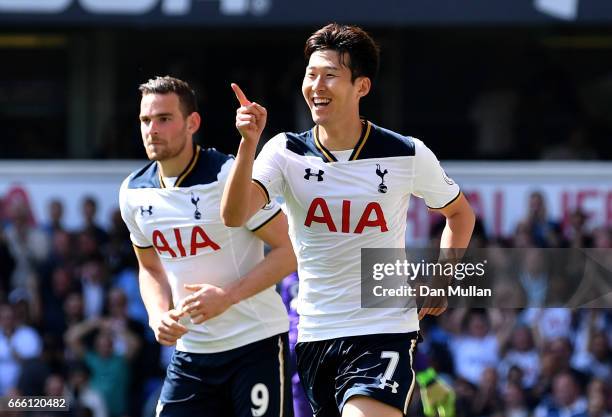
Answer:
[
  {"xmin": 447, "ymin": 309, "xmax": 509, "ymax": 385},
  {"xmin": 0, "ymin": 228, "xmax": 16, "ymax": 299},
  {"xmin": 516, "ymin": 249, "xmax": 550, "ymax": 307},
  {"xmin": 65, "ymin": 317, "xmax": 138, "ymax": 417},
  {"xmin": 574, "ymin": 330, "xmax": 612, "ymax": 381},
  {"xmin": 564, "ymin": 209, "xmax": 593, "ymax": 248},
  {"xmin": 523, "ymin": 308, "xmax": 573, "ymax": 343},
  {"xmin": 586, "ymin": 379, "xmax": 611, "ymax": 417},
  {"xmin": 63, "ymin": 292, "xmax": 85, "ymax": 329},
  {"xmin": 522, "ymin": 191, "xmax": 563, "ymax": 248},
  {"xmin": 106, "ymin": 288, "xmax": 146, "ymax": 417},
  {"xmin": 534, "ymin": 372, "xmax": 588, "ymax": 417},
  {"xmin": 472, "ymin": 367, "xmax": 502, "ymax": 416},
  {"xmin": 43, "ymin": 199, "xmax": 65, "ymax": 237},
  {"xmin": 79, "ymin": 257, "xmax": 108, "ymax": 320},
  {"xmin": 105, "ymin": 208, "xmax": 132, "ymax": 275},
  {"xmin": 0, "ymin": 303, "xmax": 42, "ymax": 394},
  {"xmin": 76, "ymin": 231, "xmax": 102, "ymax": 264},
  {"xmin": 501, "ymin": 381, "xmax": 530, "ymax": 417},
  {"xmin": 498, "ymin": 325, "xmax": 540, "ymax": 389},
  {"xmin": 80, "ymin": 196, "xmax": 108, "ymax": 247},
  {"xmin": 40, "ymin": 265, "xmax": 77, "ymax": 337},
  {"xmin": 3, "ymin": 199, "xmax": 49, "ymax": 294},
  {"xmin": 67, "ymin": 362, "xmax": 108, "ymax": 417}
]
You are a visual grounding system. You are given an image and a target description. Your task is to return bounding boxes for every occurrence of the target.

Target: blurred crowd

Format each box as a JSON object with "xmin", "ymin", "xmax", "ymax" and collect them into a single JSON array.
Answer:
[{"xmin": 0, "ymin": 190, "xmax": 610, "ymax": 417}]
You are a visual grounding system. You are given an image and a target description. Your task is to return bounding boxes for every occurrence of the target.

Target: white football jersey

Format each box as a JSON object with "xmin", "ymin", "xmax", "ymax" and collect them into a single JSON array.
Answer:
[
  {"xmin": 253, "ymin": 121, "xmax": 460, "ymax": 342},
  {"xmin": 119, "ymin": 145, "xmax": 289, "ymax": 353}
]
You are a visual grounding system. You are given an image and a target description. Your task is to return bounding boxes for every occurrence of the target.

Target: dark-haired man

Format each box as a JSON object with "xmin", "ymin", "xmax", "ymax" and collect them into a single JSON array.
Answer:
[
  {"xmin": 119, "ymin": 76, "xmax": 295, "ymax": 417},
  {"xmin": 221, "ymin": 24, "xmax": 475, "ymax": 417}
]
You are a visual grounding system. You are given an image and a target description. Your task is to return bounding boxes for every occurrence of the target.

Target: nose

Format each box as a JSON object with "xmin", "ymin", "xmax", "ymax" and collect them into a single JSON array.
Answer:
[
  {"xmin": 312, "ymin": 75, "xmax": 325, "ymax": 92},
  {"xmin": 144, "ymin": 120, "xmax": 159, "ymax": 136}
]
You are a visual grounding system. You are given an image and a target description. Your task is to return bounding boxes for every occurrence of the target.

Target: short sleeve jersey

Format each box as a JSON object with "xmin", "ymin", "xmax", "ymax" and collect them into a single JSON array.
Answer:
[
  {"xmin": 252, "ymin": 121, "xmax": 460, "ymax": 342},
  {"xmin": 119, "ymin": 145, "xmax": 289, "ymax": 353}
]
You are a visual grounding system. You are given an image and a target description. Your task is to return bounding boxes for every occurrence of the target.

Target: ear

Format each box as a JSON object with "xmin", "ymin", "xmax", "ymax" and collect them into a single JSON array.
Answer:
[
  {"xmin": 187, "ymin": 112, "xmax": 201, "ymax": 134},
  {"xmin": 356, "ymin": 77, "xmax": 371, "ymax": 99}
]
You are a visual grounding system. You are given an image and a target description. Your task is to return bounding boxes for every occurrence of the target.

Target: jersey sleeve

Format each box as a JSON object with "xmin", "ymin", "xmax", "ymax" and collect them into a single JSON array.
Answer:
[
  {"xmin": 412, "ymin": 138, "xmax": 461, "ymax": 209},
  {"xmin": 252, "ymin": 133, "xmax": 287, "ymax": 204},
  {"xmin": 245, "ymin": 199, "xmax": 282, "ymax": 232},
  {"xmin": 216, "ymin": 156, "xmax": 283, "ymax": 232},
  {"xmin": 119, "ymin": 177, "xmax": 152, "ymax": 248}
]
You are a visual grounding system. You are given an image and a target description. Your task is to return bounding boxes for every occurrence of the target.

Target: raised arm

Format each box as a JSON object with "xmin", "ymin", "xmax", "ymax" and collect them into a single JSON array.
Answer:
[
  {"xmin": 226, "ymin": 212, "xmax": 296, "ymax": 303},
  {"xmin": 221, "ymin": 83, "xmax": 269, "ymax": 226},
  {"xmin": 182, "ymin": 212, "xmax": 296, "ymax": 323}
]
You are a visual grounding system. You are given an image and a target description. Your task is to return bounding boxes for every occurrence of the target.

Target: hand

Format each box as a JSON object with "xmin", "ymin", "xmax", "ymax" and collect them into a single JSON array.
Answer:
[
  {"xmin": 417, "ymin": 368, "xmax": 456, "ymax": 417},
  {"xmin": 181, "ymin": 283, "xmax": 234, "ymax": 324},
  {"xmin": 150, "ymin": 309, "xmax": 188, "ymax": 346},
  {"xmin": 231, "ymin": 83, "xmax": 267, "ymax": 145},
  {"xmin": 418, "ymin": 297, "xmax": 448, "ymax": 320}
]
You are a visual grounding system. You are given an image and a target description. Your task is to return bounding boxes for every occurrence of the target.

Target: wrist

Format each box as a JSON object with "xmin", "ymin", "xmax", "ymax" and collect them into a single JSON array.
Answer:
[
  {"xmin": 225, "ymin": 284, "xmax": 241, "ymax": 306},
  {"xmin": 239, "ymin": 138, "xmax": 258, "ymax": 154},
  {"xmin": 148, "ymin": 308, "xmax": 167, "ymax": 328}
]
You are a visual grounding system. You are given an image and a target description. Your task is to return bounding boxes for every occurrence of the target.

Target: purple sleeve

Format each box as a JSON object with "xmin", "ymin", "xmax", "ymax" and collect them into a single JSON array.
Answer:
[
  {"xmin": 279, "ymin": 272, "xmax": 300, "ymax": 349},
  {"xmin": 413, "ymin": 350, "xmax": 430, "ymax": 373}
]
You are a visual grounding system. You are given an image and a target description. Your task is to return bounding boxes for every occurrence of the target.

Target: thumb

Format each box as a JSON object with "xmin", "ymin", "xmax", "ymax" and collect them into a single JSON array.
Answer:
[
  {"xmin": 168, "ymin": 309, "xmax": 183, "ymax": 320},
  {"xmin": 184, "ymin": 283, "xmax": 203, "ymax": 292}
]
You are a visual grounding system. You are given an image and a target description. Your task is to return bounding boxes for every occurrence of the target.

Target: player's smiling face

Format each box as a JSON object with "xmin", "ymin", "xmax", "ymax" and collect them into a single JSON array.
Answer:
[
  {"xmin": 139, "ymin": 93, "xmax": 194, "ymax": 162},
  {"xmin": 302, "ymin": 49, "xmax": 368, "ymax": 127}
]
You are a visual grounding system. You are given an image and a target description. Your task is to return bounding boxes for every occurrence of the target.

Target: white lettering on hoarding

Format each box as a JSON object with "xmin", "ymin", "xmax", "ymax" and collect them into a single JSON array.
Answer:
[
  {"xmin": 80, "ymin": 0, "xmax": 157, "ymax": 14},
  {"xmin": 161, "ymin": 0, "xmax": 191, "ymax": 15},
  {"xmin": 0, "ymin": 0, "xmax": 268, "ymax": 15},
  {"xmin": 0, "ymin": 0, "xmax": 71, "ymax": 13},
  {"xmin": 534, "ymin": 0, "xmax": 579, "ymax": 20}
]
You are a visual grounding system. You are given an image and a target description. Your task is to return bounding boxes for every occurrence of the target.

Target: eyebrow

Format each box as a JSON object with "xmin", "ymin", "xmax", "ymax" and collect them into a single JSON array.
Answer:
[
  {"xmin": 139, "ymin": 112, "xmax": 173, "ymax": 120},
  {"xmin": 306, "ymin": 65, "xmax": 339, "ymax": 71}
]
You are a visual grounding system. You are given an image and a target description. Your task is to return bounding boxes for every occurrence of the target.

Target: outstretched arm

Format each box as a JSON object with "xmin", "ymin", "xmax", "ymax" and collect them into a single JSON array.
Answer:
[{"xmin": 221, "ymin": 83, "xmax": 269, "ymax": 226}]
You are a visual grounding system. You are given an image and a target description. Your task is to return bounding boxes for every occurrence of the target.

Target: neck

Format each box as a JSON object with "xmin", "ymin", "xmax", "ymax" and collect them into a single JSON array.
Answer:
[
  {"xmin": 158, "ymin": 142, "xmax": 194, "ymax": 177},
  {"xmin": 317, "ymin": 115, "xmax": 363, "ymax": 151}
]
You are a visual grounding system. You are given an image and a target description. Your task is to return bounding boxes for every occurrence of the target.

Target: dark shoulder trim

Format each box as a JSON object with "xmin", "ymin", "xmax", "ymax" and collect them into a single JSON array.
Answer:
[
  {"xmin": 127, "ymin": 161, "xmax": 161, "ymax": 189},
  {"xmin": 179, "ymin": 146, "xmax": 233, "ymax": 188},
  {"xmin": 285, "ymin": 130, "xmax": 331, "ymax": 162},
  {"xmin": 355, "ymin": 122, "xmax": 416, "ymax": 160}
]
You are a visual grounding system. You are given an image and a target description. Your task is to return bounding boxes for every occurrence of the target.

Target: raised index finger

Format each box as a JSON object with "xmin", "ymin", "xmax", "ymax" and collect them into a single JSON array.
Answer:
[{"xmin": 231, "ymin": 83, "xmax": 251, "ymax": 106}]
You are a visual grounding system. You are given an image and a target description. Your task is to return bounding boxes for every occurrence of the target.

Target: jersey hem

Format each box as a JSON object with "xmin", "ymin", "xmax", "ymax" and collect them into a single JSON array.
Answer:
[
  {"xmin": 175, "ymin": 321, "xmax": 289, "ymax": 354},
  {"xmin": 426, "ymin": 189, "xmax": 462, "ymax": 210},
  {"xmin": 297, "ymin": 320, "xmax": 419, "ymax": 343}
]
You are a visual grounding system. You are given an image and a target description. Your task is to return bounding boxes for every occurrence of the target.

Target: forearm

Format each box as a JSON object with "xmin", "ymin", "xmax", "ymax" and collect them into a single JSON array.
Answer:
[
  {"xmin": 226, "ymin": 246, "xmax": 297, "ymax": 304},
  {"xmin": 138, "ymin": 268, "xmax": 173, "ymax": 327},
  {"xmin": 440, "ymin": 209, "xmax": 475, "ymax": 252},
  {"xmin": 221, "ymin": 139, "xmax": 259, "ymax": 226}
]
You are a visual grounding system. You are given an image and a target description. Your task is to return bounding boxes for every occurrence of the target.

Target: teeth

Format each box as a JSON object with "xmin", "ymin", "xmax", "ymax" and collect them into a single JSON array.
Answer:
[{"xmin": 313, "ymin": 98, "xmax": 331, "ymax": 106}]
